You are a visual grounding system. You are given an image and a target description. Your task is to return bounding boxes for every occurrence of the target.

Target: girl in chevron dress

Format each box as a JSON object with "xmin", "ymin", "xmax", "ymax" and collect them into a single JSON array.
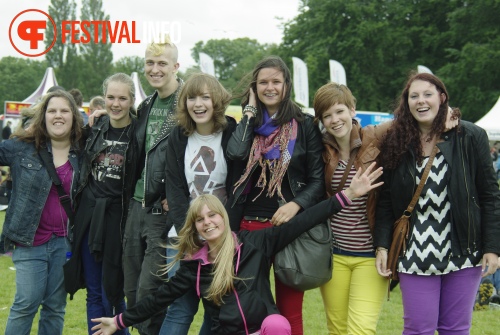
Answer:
[{"xmin": 374, "ymin": 72, "xmax": 500, "ymax": 335}]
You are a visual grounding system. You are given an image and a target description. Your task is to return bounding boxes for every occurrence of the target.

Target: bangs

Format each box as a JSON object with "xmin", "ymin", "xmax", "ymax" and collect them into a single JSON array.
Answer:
[{"xmin": 184, "ymin": 77, "xmax": 212, "ymax": 98}]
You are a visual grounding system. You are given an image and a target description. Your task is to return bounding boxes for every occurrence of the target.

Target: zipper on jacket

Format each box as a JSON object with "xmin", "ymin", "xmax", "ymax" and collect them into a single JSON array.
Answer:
[
  {"xmin": 142, "ymin": 131, "xmax": 170, "ymax": 208},
  {"xmin": 460, "ymin": 136, "xmax": 475, "ymax": 252},
  {"xmin": 142, "ymin": 151, "xmax": 148, "ymax": 208},
  {"xmin": 241, "ymin": 119, "xmax": 250, "ymax": 142}
]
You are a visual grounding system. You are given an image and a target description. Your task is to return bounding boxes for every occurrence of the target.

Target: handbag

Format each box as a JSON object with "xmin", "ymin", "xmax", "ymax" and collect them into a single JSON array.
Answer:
[
  {"xmin": 273, "ymin": 148, "xmax": 360, "ymax": 291},
  {"xmin": 387, "ymin": 145, "xmax": 438, "ymax": 281},
  {"xmin": 274, "ymin": 221, "xmax": 332, "ymax": 291}
]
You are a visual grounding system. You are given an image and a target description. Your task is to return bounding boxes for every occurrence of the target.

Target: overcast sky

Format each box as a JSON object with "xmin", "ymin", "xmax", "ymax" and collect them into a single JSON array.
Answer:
[{"xmin": 2, "ymin": 0, "xmax": 302, "ymax": 69}]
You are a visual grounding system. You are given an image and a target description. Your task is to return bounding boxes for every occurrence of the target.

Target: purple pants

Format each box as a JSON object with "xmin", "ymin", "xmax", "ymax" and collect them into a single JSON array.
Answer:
[{"xmin": 399, "ymin": 267, "xmax": 482, "ymax": 335}]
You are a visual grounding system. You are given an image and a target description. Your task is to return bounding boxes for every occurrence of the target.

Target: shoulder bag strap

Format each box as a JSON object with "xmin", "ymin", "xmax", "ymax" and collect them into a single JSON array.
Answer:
[
  {"xmin": 39, "ymin": 147, "xmax": 74, "ymax": 221},
  {"xmin": 336, "ymin": 147, "xmax": 360, "ymax": 193},
  {"xmin": 405, "ymin": 145, "xmax": 439, "ymax": 214}
]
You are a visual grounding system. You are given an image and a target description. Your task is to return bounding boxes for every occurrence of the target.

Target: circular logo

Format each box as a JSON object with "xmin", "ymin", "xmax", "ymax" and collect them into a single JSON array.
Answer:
[{"xmin": 9, "ymin": 9, "xmax": 57, "ymax": 57}]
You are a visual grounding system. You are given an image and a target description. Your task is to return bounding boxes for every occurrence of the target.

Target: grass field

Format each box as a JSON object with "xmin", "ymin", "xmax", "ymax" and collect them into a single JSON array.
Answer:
[{"xmin": 0, "ymin": 210, "xmax": 498, "ymax": 334}]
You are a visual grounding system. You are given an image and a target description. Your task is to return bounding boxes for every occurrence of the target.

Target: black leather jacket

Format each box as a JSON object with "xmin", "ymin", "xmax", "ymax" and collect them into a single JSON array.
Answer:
[
  {"xmin": 118, "ymin": 194, "xmax": 349, "ymax": 334},
  {"xmin": 76, "ymin": 115, "xmax": 138, "ymax": 225},
  {"xmin": 134, "ymin": 79, "xmax": 183, "ymax": 208},
  {"xmin": 374, "ymin": 121, "xmax": 500, "ymax": 257},
  {"xmin": 227, "ymin": 113, "xmax": 325, "ymax": 215}
]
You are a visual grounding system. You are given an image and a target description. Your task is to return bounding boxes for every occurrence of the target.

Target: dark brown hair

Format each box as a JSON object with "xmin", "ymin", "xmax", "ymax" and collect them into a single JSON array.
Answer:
[
  {"xmin": 240, "ymin": 56, "xmax": 304, "ymax": 126},
  {"xmin": 17, "ymin": 90, "xmax": 84, "ymax": 151},
  {"xmin": 378, "ymin": 72, "xmax": 460, "ymax": 169}
]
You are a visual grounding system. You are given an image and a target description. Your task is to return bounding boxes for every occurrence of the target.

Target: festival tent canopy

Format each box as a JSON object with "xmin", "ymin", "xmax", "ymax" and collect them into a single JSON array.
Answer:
[
  {"xmin": 475, "ymin": 96, "xmax": 500, "ymax": 141},
  {"xmin": 23, "ymin": 67, "xmax": 59, "ymax": 103},
  {"xmin": 21, "ymin": 68, "xmax": 148, "ymax": 109},
  {"xmin": 131, "ymin": 72, "xmax": 148, "ymax": 108}
]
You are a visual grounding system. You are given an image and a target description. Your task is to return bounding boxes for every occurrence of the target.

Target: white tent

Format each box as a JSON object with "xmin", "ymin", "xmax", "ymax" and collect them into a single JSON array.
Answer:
[
  {"xmin": 475, "ymin": 96, "xmax": 500, "ymax": 141},
  {"xmin": 23, "ymin": 67, "xmax": 59, "ymax": 103},
  {"xmin": 131, "ymin": 72, "xmax": 148, "ymax": 109}
]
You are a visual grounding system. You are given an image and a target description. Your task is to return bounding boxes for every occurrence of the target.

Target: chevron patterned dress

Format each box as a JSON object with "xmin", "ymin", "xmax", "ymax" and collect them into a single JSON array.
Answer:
[{"xmin": 399, "ymin": 152, "xmax": 481, "ymax": 275}]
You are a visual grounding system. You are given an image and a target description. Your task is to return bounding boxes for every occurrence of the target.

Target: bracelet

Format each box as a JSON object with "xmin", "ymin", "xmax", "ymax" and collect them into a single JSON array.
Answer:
[
  {"xmin": 243, "ymin": 105, "xmax": 257, "ymax": 118},
  {"xmin": 375, "ymin": 247, "xmax": 388, "ymax": 255}
]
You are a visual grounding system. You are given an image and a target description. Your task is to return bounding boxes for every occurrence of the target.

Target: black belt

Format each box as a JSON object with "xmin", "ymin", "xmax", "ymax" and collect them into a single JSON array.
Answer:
[{"xmin": 244, "ymin": 216, "xmax": 271, "ymax": 222}]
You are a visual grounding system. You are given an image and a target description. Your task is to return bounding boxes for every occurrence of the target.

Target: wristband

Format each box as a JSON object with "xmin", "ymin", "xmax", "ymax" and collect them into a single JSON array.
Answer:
[{"xmin": 243, "ymin": 105, "xmax": 257, "ymax": 118}]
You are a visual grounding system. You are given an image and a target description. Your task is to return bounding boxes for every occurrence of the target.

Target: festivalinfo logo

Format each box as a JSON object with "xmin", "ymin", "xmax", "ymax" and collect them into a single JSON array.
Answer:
[{"xmin": 9, "ymin": 9, "xmax": 182, "ymax": 57}]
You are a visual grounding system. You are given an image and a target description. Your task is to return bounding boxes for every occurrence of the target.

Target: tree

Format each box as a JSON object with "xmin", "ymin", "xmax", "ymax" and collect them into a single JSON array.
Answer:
[
  {"xmin": 44, "ymin": 0, "xmax": 77, "ymax": 69},
  {"xmin": 191, "ymin": 38, "xmax": 278, "ymax": 103},
  {"xmin": 44, "ymin": 0, "xmax": 81, "ymax": 91},
  {"xmin": 113, "ymin": 56, "xmax": 154, "ymax": 95},
  {"xmin": 78, "ymin": 0, "xmax": 114, "ymax": 98},
  {"xmin": 0, "ymin": 57, "xmax": 48, "ymax": 103},
  {"xmin": 280, "ymin": 0, "xmax": 463, "ymax": 112},
  {"xmin": 439, "ymin": 0, "xmax": 500, "ymax": 121}
]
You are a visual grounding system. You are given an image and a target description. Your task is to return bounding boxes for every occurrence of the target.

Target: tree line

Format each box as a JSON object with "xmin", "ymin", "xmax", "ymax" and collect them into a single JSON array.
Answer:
[{"xmin": 1, "ymin": 0, "xmax": 499, "ymax": 122}]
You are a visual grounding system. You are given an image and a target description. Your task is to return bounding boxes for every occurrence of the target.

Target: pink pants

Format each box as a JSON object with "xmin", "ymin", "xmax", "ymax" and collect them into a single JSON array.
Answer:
[{"xmin": 256, "ymin": 314, "xmax": 291, "ymax": 335}]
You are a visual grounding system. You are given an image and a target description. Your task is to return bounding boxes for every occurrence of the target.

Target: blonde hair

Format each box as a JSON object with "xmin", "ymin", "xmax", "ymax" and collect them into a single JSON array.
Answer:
[
  {"xmin": 146, "ymin": 34, "xmax": 178, "ymax": 61},
  {"xmin": 169, "ymin": 194, "xmax": 237, "ymax": 305},
  {"xmin": 177, "ymin": 73, "xmax": 230, "ymax": 136}
]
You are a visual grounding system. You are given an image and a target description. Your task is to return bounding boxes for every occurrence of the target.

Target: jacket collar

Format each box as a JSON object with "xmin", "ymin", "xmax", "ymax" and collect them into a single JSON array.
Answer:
[{"xmin": 190, "ymin": 232, "xmax": 241, "ymax": 265}]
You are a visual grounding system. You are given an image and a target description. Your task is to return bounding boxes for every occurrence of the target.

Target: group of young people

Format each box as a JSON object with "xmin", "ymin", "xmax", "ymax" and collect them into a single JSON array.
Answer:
[{"xmin": 1, "ymin": 34, "xmax": 499, "ymax": 335}]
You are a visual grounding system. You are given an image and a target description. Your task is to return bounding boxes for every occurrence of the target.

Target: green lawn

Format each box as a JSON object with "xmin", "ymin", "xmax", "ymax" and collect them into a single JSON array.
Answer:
[{"xmin": 0, "ymin": 210, "xmax": 498, "ymax": 334}]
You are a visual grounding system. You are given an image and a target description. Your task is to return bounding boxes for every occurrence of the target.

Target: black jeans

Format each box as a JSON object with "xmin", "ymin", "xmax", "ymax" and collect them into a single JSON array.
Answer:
[{"xmin": 122, "ymin": 199, "xmax": 168, "ymax": 335}]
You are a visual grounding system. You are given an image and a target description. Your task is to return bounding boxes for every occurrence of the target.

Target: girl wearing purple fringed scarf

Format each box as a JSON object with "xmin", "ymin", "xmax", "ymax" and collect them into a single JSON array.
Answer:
[{"xmin": 226, "ymin": 56, "xmax": 325, "ymax": 335}]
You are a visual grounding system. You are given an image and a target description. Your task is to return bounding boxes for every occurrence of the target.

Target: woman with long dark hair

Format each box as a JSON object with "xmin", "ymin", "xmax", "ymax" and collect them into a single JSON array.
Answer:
[
  {"xmin": 374, "ymin": 72, "xmax": 500, "ymax": 334},
  {"xmin": 226, "ymin": 56, "xmax": 324, "ymax": 335},
  {"xmin": 1, "ymin": 90, "xmax": 84, "ymax": 335}
]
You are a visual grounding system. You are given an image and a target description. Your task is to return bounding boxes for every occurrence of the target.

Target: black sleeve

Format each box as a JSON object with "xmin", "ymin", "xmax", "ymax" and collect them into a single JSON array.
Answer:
[
  {"xmin": 121, "ymin": 262, "xmax": 195, "ymax": 327},
  {"xmin": 226, "ymin": 114, "xmax": 255, "ymax": 161},
  {"xmin": 165, "ymin": 127, "xmax": 190, "ymax": 233}
]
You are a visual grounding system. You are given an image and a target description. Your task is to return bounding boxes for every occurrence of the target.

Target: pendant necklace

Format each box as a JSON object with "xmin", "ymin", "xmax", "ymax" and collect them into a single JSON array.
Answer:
[{"xmin": 104, "ymin": 124, "xmax": 130, "ymax": 167}]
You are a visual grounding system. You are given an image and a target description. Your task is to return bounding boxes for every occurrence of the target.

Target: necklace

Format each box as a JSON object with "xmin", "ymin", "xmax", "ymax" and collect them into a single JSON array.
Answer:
[{"xmin": 103, "ymin": 124, "xmax": 130, "ymax": 167}]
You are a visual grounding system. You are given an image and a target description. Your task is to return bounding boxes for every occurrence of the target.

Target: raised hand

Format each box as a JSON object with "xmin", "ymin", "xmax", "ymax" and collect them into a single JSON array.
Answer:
[{"xmin": 344, "ymin": 162, "xmax": 383, "ymax": 200}]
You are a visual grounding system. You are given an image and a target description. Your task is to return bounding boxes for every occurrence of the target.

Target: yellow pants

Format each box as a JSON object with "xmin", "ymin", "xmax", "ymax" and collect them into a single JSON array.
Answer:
[{"xmin": 320, "ymin": 254, "xmax": 387, "ymax": 335}]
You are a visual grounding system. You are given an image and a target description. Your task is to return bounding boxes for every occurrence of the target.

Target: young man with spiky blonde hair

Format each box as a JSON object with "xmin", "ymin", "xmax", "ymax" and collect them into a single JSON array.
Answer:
[{"xmin": 122, "ymin": 35, "xmax": 183, "ymax": 335}]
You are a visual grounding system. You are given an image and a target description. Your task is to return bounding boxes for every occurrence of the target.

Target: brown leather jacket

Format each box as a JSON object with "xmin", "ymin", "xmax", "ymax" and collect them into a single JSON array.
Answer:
[{"xmin": 322, "ymin": 119, "xmax": 390, "ymax": 233}]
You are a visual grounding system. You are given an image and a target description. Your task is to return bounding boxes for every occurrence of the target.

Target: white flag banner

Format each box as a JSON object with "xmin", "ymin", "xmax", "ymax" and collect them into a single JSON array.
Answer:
[
  {"xmin": 199, "ymin": 52, "xmax": 215, "ymax": 77},
  {"xmin": 329, "ymin": 59, "xmax": 347, "ymax": 85},
  {"xmin": 292, "ymin": 57, "xmax": 309, "ymax": 108},
  {"xmin": 417, "ymin": 65, "xmax": 433, "ymax": 74}
]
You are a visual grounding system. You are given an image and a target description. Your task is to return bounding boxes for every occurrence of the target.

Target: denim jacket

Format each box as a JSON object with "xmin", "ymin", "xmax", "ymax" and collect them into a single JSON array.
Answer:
[{"xmin": 0, "ymin": 139, "xmax": 81, "ymax": 249}]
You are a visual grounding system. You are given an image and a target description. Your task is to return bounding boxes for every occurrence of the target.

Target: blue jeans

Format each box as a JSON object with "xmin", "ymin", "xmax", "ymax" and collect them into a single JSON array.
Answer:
[
  {"xmin": 484, "ymin": 270, "xmax": 500, "ymax": 293},
  {"xmin": 81, "ymin": 232, "xmax": 129, "ymax": 335},
  {"xmin": 159, "ymin": 246, "xmax": 212, "ymax": 335},
  {"xmin": 5, "ymin": 236, "xmax": 69, "ymax": 335}
]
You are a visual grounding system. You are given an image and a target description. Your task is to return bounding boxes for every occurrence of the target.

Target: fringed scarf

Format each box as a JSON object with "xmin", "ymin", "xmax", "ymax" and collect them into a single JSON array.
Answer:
[{"xmin": 234, "ymin": 110, "xmax": 298, "ymax": 202}]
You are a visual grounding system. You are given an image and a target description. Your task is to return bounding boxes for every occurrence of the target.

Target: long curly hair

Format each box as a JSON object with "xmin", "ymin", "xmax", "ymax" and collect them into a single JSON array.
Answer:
[
  {"xmin": 168, "ymin": 194, "xmax": 238, "ymax": 306},
  {"xmin": 378, "ymin": 72, "xmax": 459, "ymax": 169}
]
